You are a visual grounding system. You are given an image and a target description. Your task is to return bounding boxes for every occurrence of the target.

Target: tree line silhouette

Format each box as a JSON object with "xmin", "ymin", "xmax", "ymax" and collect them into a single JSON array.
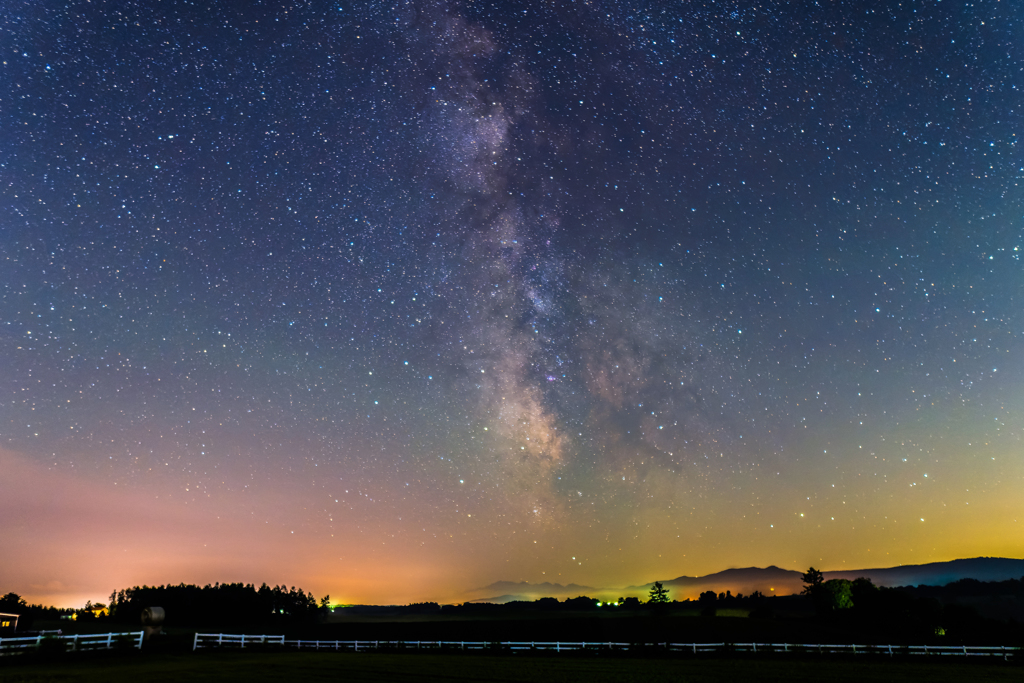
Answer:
[
  {"xmin": 797, "ymin": 568, "xmax": 1024, "ymax": 641},
  {"xmin": 102, "ymin": 582, "xmax": 327, "ymax": 628},
  {"xmin": 3, "ymin": 572, "xmax": 1022, "ymax": 643},
  {"xmin": 0, "ymin": 593, "xmax": 73, "ymax": 630}
]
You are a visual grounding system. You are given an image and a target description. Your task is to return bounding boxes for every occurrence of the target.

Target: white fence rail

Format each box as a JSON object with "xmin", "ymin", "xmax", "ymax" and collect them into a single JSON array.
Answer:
[
  {"xmin": 193, "ymin": 636, "xmax": 1019, "ymax": 659},
  {"xmin": 0, "ymin": 631, "xmax": 144, "ymax": 656},
  {"xmin": 193, "ymin": 633, "xmax": 285, "ymax": 650}
]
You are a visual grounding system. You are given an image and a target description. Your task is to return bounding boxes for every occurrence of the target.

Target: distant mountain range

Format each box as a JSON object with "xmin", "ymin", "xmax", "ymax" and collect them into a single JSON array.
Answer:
[
  {"xmin": 469, "ymin": 557, "xmax": 1024, "ymax": 603},
  {"xmin": 469, "ymin": 581, "xmax": 597, "ymax": 603},
  {"xmin": 632, "ymin": 565, "xmax": 804, "ymax": 600},
  {"xmin": 823, "ymin": 557, "xmax": 1024, "ymax": 587}
]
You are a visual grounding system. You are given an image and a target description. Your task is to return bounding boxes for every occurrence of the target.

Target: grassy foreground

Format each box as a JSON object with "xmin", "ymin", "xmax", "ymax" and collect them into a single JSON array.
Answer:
[{"xmin": 0, "ymin": 652, "xmax": 1020, "ymax": 683}]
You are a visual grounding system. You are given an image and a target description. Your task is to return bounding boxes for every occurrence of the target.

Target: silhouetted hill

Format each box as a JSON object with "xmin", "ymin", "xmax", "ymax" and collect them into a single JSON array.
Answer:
[
  {"xmin": 824, "ymin": 557, "xmax": 1024, "ymax": 588},
  {"xmin": 626, "ymin": 557, "xmax": 1024, "ymax": 600},
  {"xmin": 469, "ymin": 557, "xmax": 1024, "ymax": 604},
  {"xmin": 629, "ymin": 566, "xmax": 804, "ymax": 599},
  {"xmin": 467, "ymin": 581, "xmax": 597, "ymax": 603}
]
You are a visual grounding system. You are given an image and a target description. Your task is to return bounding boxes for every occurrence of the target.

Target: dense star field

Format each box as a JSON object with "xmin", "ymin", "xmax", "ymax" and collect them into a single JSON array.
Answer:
[{"xmin": 1, "ymin": 0, "xmax": 1022, "ymax": 607}]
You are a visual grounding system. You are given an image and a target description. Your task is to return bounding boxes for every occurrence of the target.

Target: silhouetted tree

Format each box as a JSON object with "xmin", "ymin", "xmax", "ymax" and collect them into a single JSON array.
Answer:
[
  {"xmin": 535, "ymin": 597, "xmax": 560, "ymax": 610},
  {"xmin": 406, "ymin": 602, "xmax": 441, "ymax": 615},
  {"xmin": 801, "ymin": 567, "xmax": 824, "ymax": 595},
  {"xmin": 0, "ymin": 593, "xmax": 26, "ymax": 614},
  {"xmin": 801, "ymin": 567, "xmax": 827, "ymax": 612},
  {"xmin": 850, "ymin": 577, "xmax": 878, "ymax": 611},
  {"xmin": 647, "ymin": 582, "xmax": 669, "ymax": 604},
  {"xmin": 698, "ymin": 590, "xmax": 717, "ymax": 617},
  {"xmin": 821, "ymin": 579, "xmax": 854, "ymax": 612},
  {"xmin": 619, "ymin": 597, "xmax": 642, "ymax": 609},
  {"xmin": 563, "ymin": 596, "xmax": 599, "ymax": 610},
  {"xmin": 747, "ymin": 591, "xmax": 774, "ymax": 620}
]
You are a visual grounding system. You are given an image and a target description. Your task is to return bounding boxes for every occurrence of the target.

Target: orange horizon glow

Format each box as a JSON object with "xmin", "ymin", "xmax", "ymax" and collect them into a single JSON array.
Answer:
[{"xmin": 4, "ymin": 440, "xmax": 1020, "ymax": 610}]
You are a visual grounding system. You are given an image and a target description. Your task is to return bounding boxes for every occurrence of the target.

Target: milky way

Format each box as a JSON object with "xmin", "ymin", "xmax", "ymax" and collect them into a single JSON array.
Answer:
[{"xmin": 1, "ymin": 1, "xmax": 1022, "ymax": 606}]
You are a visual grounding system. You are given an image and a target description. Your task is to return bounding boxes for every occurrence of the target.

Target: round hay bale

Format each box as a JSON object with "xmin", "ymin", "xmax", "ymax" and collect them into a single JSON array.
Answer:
[{"xmin": 141, "ymin": 606, "xmax": 165, "ymax": 626}]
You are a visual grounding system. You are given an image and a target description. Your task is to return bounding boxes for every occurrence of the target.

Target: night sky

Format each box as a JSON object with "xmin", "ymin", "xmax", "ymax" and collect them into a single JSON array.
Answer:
[{"xmin": 2, "ymin": 0, "xmax": 1022, "ymax": 608}]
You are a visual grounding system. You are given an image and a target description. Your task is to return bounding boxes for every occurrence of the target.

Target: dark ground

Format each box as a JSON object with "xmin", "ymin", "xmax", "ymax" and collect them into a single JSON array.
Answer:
[
  {"xmin": 309, "ymin": 611, "xmax": 1020, "ymax": 647},
  {"xmin": 32, "ymin": 604, "xmax": 1024, "ymax": 648},
  {"xmin": 0, "ymin": 651, "xmax": 1021, "ymax": 683}
]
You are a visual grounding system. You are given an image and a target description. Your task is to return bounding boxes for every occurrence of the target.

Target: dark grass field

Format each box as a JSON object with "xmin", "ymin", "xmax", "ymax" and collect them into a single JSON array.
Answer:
[{"xmin": 0, "ymin": 651, "xmax": 1020, "ymax": 683}]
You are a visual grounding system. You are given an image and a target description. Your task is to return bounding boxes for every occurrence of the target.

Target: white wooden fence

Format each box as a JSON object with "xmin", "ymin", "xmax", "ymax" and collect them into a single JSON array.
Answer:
[
  {"xmin": 191, "ymin": 636, "xmax": 1019, "ymax": 659},
  {"xmin": 193, "ymin": 633, "xmax": 285, "ymax": 649},
  {"xmin": 0, "ymin": 631, "xmax": 144, "ymax": 656}
]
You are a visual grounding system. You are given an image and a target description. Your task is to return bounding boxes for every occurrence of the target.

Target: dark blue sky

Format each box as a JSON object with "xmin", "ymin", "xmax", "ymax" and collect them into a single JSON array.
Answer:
[{"xmin": 2, "ymin": 0, "xmax": 1021, "ymax": 605}]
